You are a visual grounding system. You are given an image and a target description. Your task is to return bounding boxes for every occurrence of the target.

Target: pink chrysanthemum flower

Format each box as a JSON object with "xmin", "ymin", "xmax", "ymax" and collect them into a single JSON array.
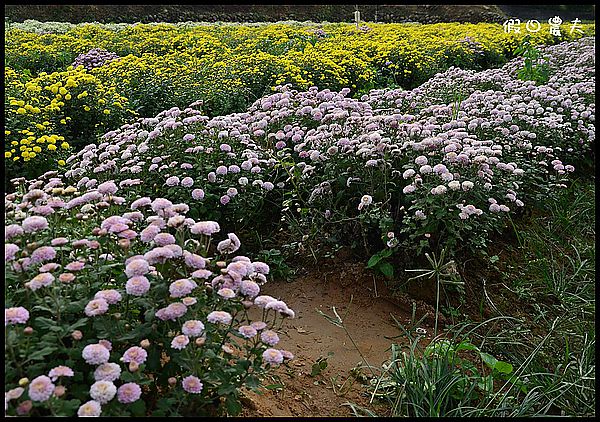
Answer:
[
  {"xmin": 5, "ymin": 307, "xmax": 29, "ymax": 325},
  {"xmin": 183, "ymin": 251, "xmax": 206, "ymax": 269},
  {"xmin": 281, "ymin": 350, "xmax": 295, "ymax": 360},
  {"xmin": 151, "ymin": 198, "xmax": 173, "ymax": 213},
  {"xmin": 85, "ymin": 298, "xmax": 109, "ymax": 317},
  {"xmin": 21, "ymin": 216, "xmax": 49, "ymax": 233},
  {"xmin": 182, "ymin": 297, "xmax": 197, "ymax": 306},
  {"xmin": 39, "ymin": 262, "xmax": 60, "ymax": 273},
  {"xmin": 26, "ymin": 273, "xmax": 55, "ymax": 291},
  {"xmin": 50, "ymin": 237, "xmax": 69, "ymax": 246},
  {"xmin": 117, "ymin": 382, "xmax": 142, "ymax": 404},
  {"xmin": 182, "ymin": 375, "xmax": 203, "ymax": 394},
  {"xmin": 30, "ymin": 246, "xmax": 56, "ymax": 263},
  {"xmin": 206, "ymin": 311, "xmax": 232, "ymax": 325},
  {"xmin": 48, "ymin": 366, "xmax": 74, "ymax": 382},
  {"xmin": 171, "ymin": 335, "xmax": 190, "ymax": 350},
  {"xmin": 181, "ymin": 177, "xmax": 194, "ymax": 188},
  {"xmin": 240, "ymin": 280, "xmax": 260, "ymax": 298},
  {"xmin": 82, "ymin": 344, "xmax": 111, "ymax": 365},
  {"xmin": 89, "ymin": 380, "xmax": 117, "ymax": 404},
  {"xmin": 94, "ymin": 363, "xmax": 121, "ymax": 382},
  {"xmin": 143, "ymin": 247, "xmax": 175, "ymax": 264},
  {"xmin": 65, "ymin": 261, "xmax": 85, "ymax": 271},
  {"xmin": 191, "ymin": 189, "xmax": 205, "ymax": 200},
  {"xmin": 217, "ymin": 288, "xmax": 236, "ymax": 299},
  {"xmin": 254, "ymin": 295, "xmax": 276, "ymax": 308},
  {"xmin": 250, "ymin": 321, "xmax": 267, "ymax": 331},
  {"xmin": 238, "ymin": 325, "xmax": 258, "ymax": 339},
  {"xmin": 191, "ymin": 269, "xmax": 213, "ymax": 279},
  {"xmin": 165, "ymin": 176, "xmax": 180, "ymax": 187},
  {"xmin": 182, "ymin": 320, "xmax": 205, "ymax": 337},
  {"xmin": 260, "ymin": 330, "xmax": 280, "ymax": 346},
  {"xmin": 5, "ymin": 224, "xmax": 24, "ymax": 240},
  {"xmin": 77, "ymin": 400, "xmax": 102, "ymax": 417},
  {"xmin": 59, "ymin": 273, "xmax": 76, "ymax": 283},
  {"xmin": 94, "ymin": 289, "xmax": 122, "ymax": 305},
  {"xmin": 265, "ymin": 300, "xmax": 289, "ymax": 313},
  {"xmin": 5, "ymin": 243, "xmax": 19, "ymax": 262},
  {"xmin": 153, "ymin": 232, "xmax": 176, "ymax": 246},
  {"xmin": 125, "ymin": 258, "xmax": 150, "ymax": 278},
  {"xmin": 28, "ymin": 375, "xmax": 55, "ymax": 402},
  {"xmin": 131, "ymin": 197, "xmax": 152, "ymax": 210},
  {"xmin": 262, "ymin": 348, "xmax": 284, "ymax": 366},
  {"xmin": 126, "ymin": 276, "xmax": 151, "ymax": 296},
  {"xmin": 97, "ymin": 181, "xmax": 118, "ymax": 195},
  {"xmin": 121, "ymin": 346, "xmax": 147, "ymax": 364},
  {"xmin": 169, "ymin": 279, "xmax": 197, "ymax": 298},
  {"xmin": 216, "ymin": 233, "xmax": 241, "ymax": 254},
  {"xmin": 190, "ymin": 221, "xmax": 220, "ymax": 236}
]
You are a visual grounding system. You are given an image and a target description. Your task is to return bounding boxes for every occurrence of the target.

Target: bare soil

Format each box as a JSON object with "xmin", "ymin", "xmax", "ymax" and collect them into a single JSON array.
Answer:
[{"xmin": 240, "ymin": 254, "xmax": 437, "ymax": 417}]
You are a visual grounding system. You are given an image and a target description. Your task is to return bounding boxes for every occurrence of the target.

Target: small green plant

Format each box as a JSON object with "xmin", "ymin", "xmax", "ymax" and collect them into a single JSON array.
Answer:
[
  {"xmin": 514, "ymin": 35, "xmax": 550, "ymax": 85},
  {"xmin": 256, "ymin": 248, "xmax": 293, "ymax": 282},
  {"xmin": 405, "ymin": 248, "xmax": 464, "ymax": 337},
  {"xmin": 310, "ymin": 352, "xmax": 334, "ymax": 377},
  {"xmin": 366, "ymin": 248, "xmax": 394, "ymax": 279}
]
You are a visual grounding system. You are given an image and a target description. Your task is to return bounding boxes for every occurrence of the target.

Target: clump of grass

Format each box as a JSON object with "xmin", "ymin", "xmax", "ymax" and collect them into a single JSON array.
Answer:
[{"xmin": 347, "ymin": 179, "xmax": 594, "ymax": 417}]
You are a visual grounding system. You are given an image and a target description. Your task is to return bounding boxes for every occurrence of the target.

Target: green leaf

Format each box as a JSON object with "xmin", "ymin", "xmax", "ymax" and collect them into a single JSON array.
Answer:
[
  {"xmin": 366, "ymin": 249, "xmax": 393, "ymax": 268},
  {"xmin": 378, "ymin": 262, "xmax": 394, "ymax": 278},
  {"xmin": 225, "ymin": 395, "xmax": 242, "ymax": 416},
  {"xmin": 129, "ymin": 400, "xmax": 146, "ymax": 416},
  {"xmin": 28, "ymin": 346, "xmax": 57, "ymax": 361},
  {"xmin": 480, "ymin": 352, "xmax": 498, "ymax": 369},
  {"xmin": 494, "ymin": 360, "xmax": 513, "ymax": 375}
]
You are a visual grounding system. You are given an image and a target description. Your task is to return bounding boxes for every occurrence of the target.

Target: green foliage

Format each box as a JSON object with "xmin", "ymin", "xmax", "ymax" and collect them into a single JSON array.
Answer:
[
  {"xmin": 366, "ymin": 248, "xmax": 394, "ymax": 279},
  {"xmin": 515, "ymin": 35, "xmax": 550, "ymax": 85}
]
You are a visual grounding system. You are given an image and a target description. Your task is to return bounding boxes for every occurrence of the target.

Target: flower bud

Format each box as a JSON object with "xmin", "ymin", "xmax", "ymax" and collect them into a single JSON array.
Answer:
[
  {"xmin": 216, "ymin": 261, "xmax": 226, "ymax": 268},
  {"xmin": 140, "ymin": 339, "xmax": 150, "ymax": 349},
  {"xmin": 53, "ymin": 385, "xmax": 66, "ymax": 397},
  {"xmin": 114, "ymin": 313, "xmax": 121, "ymax": 320},
  {"xmin": 168, "ymin": 377, "xmax": 177, "ymax": 386},
  {"xmin": 195, "ymin": 337, "xmax": 206, "ymax": 347},
  {"xmin": 242, "ymin": 300, "xmax": 253, "ymax": 309},
  {"xmin": 23, "ymin": 326, "xmax": 34, "ymax": 335},
  {"xmin": 18, "ymin": 378, "xmax": 29, "ymax": 387},
  {"xmin": 118, "ymin": 239, "xmax": 131, "ymax": 250},
  {"xmin": 16, "ymin": 400, "xmax": 33, "ymax": 415},
  {"xmin": 129, "ymin": 361, "xmax": 139, "ymax": 372},
  {"xmin": 71, "ymin": 330, "xmax": 83, "ymax": 340}
]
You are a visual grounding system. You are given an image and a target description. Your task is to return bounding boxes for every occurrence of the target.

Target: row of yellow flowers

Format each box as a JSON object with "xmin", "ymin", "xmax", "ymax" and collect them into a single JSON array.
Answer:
[{"xmin": 4, "ymin": 21, "xmax": 595, "ymax": 179}]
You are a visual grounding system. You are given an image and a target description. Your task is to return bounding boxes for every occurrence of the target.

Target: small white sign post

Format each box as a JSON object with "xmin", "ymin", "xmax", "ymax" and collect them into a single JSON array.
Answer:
[{"xmin": 354, "ymin": 10, "xmax": 360, "ymax": 29}]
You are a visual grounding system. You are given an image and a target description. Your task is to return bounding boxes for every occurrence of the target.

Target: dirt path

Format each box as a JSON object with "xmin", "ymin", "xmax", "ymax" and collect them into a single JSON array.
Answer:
[{"xmin": 241, "ymin": 259, "xmax": 436, "ymax": 417}]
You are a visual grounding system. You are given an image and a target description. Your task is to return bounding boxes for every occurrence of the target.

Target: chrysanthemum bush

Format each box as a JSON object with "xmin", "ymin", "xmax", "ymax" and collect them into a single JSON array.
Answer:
[
  {"xmin": 4, "ymin": 178, "xmax": 295, "ymax": 416},
  {"xmin": 55, "ymin": 37, "xmax": 594, "ymax": 258},
  {"xmin": 4, "ymin": 64, "xmax": 134, "ymax": 185}
]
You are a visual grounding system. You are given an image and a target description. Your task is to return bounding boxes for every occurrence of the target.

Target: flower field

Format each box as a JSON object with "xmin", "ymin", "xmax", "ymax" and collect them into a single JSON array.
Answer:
[
  {"xmin": 4, "ymin": 17, "xmax": 596, "ymax": 417},
  {"xmin": 4, "ymin": 20, "xmax": 594, "ymax": 182}
]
